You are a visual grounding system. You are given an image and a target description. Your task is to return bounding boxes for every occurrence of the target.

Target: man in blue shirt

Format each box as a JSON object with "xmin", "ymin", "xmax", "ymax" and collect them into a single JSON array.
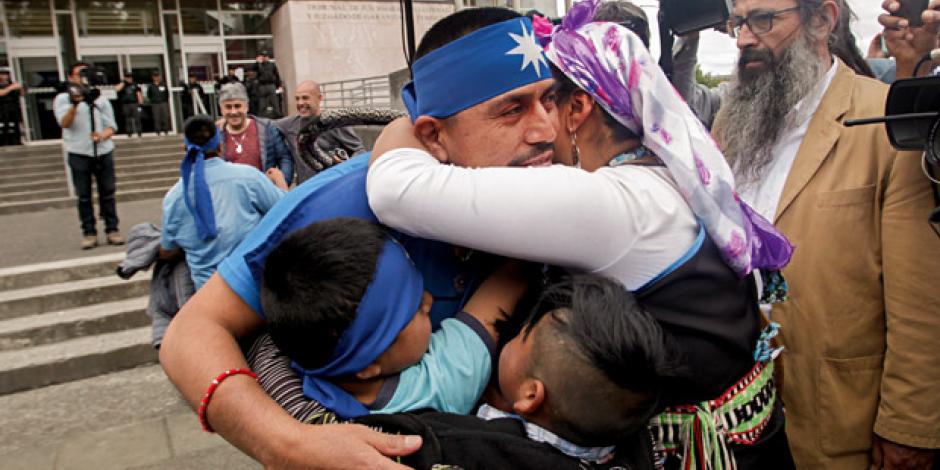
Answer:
[
  {"xmin": 161, "ymin": 116, "xmax": 287, "ymax": 290},
  {"xmin": 160, "ymin": 8, "xmax": 558, "ymax": 469},
  {"xmin": 54, "ymin": 62, "xmax": 123, "ymax": 250}
]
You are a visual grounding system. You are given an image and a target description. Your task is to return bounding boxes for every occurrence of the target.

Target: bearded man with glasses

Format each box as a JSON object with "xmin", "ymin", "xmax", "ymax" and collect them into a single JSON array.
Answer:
[{"xmin": 674, "ymin": 1, "xmax": 940, "ymax": 469}]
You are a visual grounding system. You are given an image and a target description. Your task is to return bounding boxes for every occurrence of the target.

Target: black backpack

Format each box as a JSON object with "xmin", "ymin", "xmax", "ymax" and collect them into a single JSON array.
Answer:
[{"xmin": 355, "ymin": 411, "xmax": 654, "ymax": 470}]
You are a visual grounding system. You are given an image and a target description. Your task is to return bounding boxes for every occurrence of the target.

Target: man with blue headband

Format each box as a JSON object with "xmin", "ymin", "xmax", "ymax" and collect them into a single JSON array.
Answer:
[
  {"xmin": 160, "ymin": 115, "xmax": 288, "ymax": 290},
  {"xmin": 159, "ymin": 8, "xmax": 559, "ymax": 469}
]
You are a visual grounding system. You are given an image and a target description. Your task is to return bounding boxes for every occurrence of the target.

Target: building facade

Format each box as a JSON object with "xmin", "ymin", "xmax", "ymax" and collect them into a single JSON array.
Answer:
[{"xmin": 1, "ymin": 0, "xmax": 559, "ymax": 142}]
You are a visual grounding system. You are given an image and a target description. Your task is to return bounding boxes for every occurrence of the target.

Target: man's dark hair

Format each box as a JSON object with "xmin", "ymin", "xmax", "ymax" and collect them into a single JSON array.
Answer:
[
  {"xmin": 183, "ymin": 115, "xmax": 218, "ymax": 147},
  {"xmin": 415, "ymin": 7, "xmax": 521, "ymax": 60},
  {"xmin": 521, "ymin": 274, "xmax": 681, "ymax": 446},
  {"xmin": 69, "ymin": 62, "xmax": 89, "ymax": 77},
  {"xmin": 550, "ymin": 64, "xmax": 640, "ymax": 143},
  {"xmin": 261, "ymin": 218, "xmax": 387, "ymax": 370},
  {"xmin": 593, "ymin": 1, "xmax": 650, "ymax": 48}
]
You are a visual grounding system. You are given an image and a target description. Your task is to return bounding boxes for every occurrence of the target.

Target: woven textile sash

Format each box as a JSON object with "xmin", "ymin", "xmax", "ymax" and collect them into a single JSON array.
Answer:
[{"xmin": 648, "ymin": 360, "xmax": 777, "ymax": 470}]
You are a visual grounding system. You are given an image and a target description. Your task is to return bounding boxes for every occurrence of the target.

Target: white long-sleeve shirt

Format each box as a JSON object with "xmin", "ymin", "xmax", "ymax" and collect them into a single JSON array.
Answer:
[{"xmin": 367, "ymin": 148, "xmax": 698, "ymax": 291}]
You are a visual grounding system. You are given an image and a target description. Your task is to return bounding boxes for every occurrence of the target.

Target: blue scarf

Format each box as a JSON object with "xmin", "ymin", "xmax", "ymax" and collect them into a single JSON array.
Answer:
[
  {"xmin": 181, "ymin": 131, "xmax": 222, "ymax": 241},
  {"xmin": 292, "ymin": 237, "xmax": 425, "ymax": 419},
  {"xmin": 402, "ymin": 16, "xmax": 550, "ymax": 121}
]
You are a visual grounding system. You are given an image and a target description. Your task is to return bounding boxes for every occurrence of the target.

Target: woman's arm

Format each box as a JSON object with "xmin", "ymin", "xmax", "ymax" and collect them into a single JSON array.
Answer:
[
  {"xmin": 367, "ymin": 148, "xmax": 646, "ymax": 273},
  {"xmin": 461, "ymin": 261, "xmax": 531, "ymax": 341},
  {"xmin": 369, "ymin": 117, "xmax": 426, "ymax": 166}
]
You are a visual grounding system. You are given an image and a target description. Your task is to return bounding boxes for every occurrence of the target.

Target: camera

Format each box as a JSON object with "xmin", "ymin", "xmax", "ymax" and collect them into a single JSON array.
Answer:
[
  {"xmin": 845, "ymin": 76, "xmax": 940, "ymax": 225},
  {"xmin": 659, "ymin": 0, "xmax": 732, "ymax": 35},
  {"xmin": 67, "ymin": 66, "xmax": 107, "ymax": 105}
]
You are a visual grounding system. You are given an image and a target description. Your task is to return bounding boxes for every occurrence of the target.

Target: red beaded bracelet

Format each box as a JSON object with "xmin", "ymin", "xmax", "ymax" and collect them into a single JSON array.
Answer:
[{"xmin": 198, "ymin": 368, "xmax": 257, "ymax": 433}]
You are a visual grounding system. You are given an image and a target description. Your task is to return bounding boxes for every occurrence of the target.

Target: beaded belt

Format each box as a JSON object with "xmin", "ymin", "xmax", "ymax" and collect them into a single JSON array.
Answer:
[{"xmin": 648, "ymin": 360, "xmax": 777, "ymax": 470}]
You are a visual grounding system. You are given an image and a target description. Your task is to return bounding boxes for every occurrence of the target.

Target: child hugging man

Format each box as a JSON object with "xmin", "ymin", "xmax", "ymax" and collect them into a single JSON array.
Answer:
[
  {"xmin": 355, "ymin": 273, "xmax": 679, "ymax": 469},
  {"xmin": 259, "ymin": 217, "xmax": 526, "ymax": 418}
]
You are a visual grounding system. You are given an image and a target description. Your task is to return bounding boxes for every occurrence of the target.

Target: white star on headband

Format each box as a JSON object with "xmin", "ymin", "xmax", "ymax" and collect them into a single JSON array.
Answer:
[{"xmin": 506, "ymin": 20, "xmax": 548, "ymax": 78}]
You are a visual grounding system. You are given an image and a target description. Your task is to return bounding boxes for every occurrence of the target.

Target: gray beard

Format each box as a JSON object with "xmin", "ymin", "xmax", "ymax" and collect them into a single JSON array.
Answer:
[{"xmin": 715, "ymin": 33, "xmax": 828, "ymax": 186}]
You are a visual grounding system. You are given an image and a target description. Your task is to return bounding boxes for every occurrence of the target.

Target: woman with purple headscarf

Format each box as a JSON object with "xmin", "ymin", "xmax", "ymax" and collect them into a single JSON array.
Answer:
[{"xmin": 367, "ymin": 1, "xmax": 795, "ymax": 468}]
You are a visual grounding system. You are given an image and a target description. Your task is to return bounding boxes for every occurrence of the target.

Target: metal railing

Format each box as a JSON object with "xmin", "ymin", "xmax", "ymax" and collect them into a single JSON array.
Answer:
[{"xmin": 320, "ymin": 75, "xmax": 391, "ymax": 110}]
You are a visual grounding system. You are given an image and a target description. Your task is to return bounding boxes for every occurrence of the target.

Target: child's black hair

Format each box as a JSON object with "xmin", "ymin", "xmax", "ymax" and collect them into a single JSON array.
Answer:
[
  {"xmin": 260, "ymin": 218, "xmax": 387, "ymax": 369},
  {"xmin": 522, "ymin": 274, "xmax": 682, "ymax": 446}
]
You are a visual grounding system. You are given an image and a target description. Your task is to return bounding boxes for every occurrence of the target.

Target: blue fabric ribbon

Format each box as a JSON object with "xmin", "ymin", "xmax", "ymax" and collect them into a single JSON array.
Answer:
[
  {"xmin": 181, "ymin": 131, "xmax": 222, "ymax": 241},
  {"xmin": 402, "ymin": 17, "xmax": 550, "ymax": 121},
  {"xmin": 292, "ymin": 237, "xmax": 425, "ymax": 419}
]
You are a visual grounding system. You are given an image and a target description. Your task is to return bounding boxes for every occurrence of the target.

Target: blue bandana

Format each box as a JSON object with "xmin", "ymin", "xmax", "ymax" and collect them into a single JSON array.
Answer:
[
  {"xmin": 402, "ymin": 17, "xmax": 550, "ymax": 121},
  {"xmin": 292, "ymin": 237, "xmax": 425, "ymax": 419},
  {"xmin": 181, "ymin": 130, "xmax": 222, "ymax": 241}
]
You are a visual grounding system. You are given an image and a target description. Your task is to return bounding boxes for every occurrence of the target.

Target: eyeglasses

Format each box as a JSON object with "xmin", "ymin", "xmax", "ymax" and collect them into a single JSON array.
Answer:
[{"xmin": 727, "ymin": 6, "xmax": 800, "ymax": 38}]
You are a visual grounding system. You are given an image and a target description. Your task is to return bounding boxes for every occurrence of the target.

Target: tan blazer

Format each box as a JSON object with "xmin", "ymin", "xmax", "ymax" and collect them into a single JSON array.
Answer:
[{"xmin": 737, "ymin": 63, "xmax": 940, "ymax": 468}]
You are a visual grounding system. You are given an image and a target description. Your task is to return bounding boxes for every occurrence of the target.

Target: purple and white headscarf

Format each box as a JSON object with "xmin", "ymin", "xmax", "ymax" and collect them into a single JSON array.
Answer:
[{"xmin": 534, "ymin": 0, "xmax": 793, "ymax": 277}]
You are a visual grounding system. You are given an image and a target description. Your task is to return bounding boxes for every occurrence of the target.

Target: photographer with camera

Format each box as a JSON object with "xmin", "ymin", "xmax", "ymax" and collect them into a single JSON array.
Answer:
[
  {"xmin": 54, "ymin": 62, "xmax": 124, "ymax": 250},
  {"xmin": 879, "ymin": 1, "xmax": 940, "ymax": 80}
]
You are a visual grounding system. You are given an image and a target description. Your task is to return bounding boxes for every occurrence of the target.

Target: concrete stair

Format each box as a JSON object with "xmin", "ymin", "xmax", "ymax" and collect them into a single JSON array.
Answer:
[
  {"xmin": 0, "ymin": 136, "xmax": 182, "ymax": 215},
  {"xmin": 0, "ymin": 253, "xmax": 157, "ymax": 395}
]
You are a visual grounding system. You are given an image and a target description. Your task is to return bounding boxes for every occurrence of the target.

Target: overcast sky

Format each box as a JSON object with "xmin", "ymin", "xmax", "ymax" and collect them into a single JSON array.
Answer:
[{"xmin": 622, "ymin": 0, "xmax": 884, "ymax": 75}]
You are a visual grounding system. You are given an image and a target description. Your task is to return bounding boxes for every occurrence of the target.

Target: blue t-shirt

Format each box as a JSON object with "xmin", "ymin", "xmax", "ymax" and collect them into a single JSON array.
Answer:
[
  {"xmin": 161, "ymin": 158, "xmax": 285, "ymax": 289},
  {"xmin": 371, "ymin": 312, "xmax": 495, "ymax": 415},
  {"xmin": 216, "ymin": 153, "xmax": 482, "ymax": 328}
]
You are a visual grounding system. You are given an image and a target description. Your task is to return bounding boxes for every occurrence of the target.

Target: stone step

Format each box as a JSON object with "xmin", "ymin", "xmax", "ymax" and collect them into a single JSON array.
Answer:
[
  {"xmin": 0, "ymin": 175, "xmax": 177, "ymax": 203},
  {"xmin": 0, "ymin": 273, "xmax": 150, "ymax": 321},
  {"xmin": 0, "ymin": 178, "xmax": 68, "ymax": 193},
  {"xmin": 0, "ymin": 140, "xmax": 182, "ymax": 158},
  {"xmin": 0, "ymin": 326, "xmax": 156, "ymax": 395},
  {"xmin": 0, "ymin": 187, "xmax": 170, "ymax": 215},
  {"xmin": 0, "ymin": 252, "xmax": 126, "ymax": 292},
  {"xmin": 0, "ymin": 159, "xmax": 180, "ymax": 185},
  {"xmin": 1, "ymin": 149, "xmax": 183, "ymax": 173},
  {"xmin": 0, "ymin": 297, "xmax": 150, "ymax": 351},
  {"xmin": 0, "ymin": 168, "xmax": 178, "ymax": 196}
]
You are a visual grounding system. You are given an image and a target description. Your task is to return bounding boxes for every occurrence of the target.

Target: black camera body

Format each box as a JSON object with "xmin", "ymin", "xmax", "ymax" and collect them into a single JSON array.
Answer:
[
  {"xmin": 67, "ymin": 66, "xmax": 107, "ymax": 105},
  {"xmin": 659, "ymin": 0, "xmax": 733, "ymax": 35}
]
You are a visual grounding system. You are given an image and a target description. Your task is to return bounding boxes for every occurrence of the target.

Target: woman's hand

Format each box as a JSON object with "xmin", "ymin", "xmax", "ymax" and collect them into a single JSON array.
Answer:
[{"xmin": 370, "ymin": 117, "xmax": 427, "ymax": 166}]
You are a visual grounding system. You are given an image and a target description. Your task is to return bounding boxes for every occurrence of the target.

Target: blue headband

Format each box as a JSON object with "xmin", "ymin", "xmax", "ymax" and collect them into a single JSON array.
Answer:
[
  {"xmin": 292, "ymin": 237, "xmax": 425, "ymax": 419},
  {"xmin": 402, "ymin": 17, "xmax": 549, "ymax": 121},
  {"xmin": 181, "ymin": 130, "xmax": 222, "ymax": 241}
]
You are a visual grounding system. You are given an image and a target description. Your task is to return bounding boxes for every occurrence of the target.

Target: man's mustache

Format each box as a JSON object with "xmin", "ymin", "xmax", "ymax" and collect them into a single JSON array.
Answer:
[
  {"xmin": 508, "ymin": 142, "xmax": 555, "ymax": 167},
  {"xmin": 738, "ymin": 48, "xmax": 775, "ymax": 70}
]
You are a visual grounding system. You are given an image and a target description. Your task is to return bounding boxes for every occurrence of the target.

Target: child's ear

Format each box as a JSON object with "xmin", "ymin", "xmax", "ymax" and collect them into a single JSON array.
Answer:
[
  {"xmin": 413, "ymin": 116, "xmax": 450, "ymax": 163},
  {"xmin": 511, "ymin": 379, "xmax": 545, "ymax": 416},
  {"xmin": 354, "ymin": 363, "xmax": 382, "ymax": 380}
]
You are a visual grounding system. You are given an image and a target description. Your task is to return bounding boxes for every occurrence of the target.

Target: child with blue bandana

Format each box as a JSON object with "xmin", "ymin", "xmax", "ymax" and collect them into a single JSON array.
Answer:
[{"xmin": 260, "ymin": 217, "xmax": 527, "ymax": 419}]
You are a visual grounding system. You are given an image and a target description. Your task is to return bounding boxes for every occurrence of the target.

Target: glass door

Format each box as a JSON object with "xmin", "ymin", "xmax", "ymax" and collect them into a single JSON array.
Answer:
[{"xmin": 17, "ymin": 57, "xmax": 62, "ymax": 140}]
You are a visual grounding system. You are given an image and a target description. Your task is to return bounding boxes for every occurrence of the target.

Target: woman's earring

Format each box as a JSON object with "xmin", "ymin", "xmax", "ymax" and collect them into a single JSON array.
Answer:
[{"xmin": 571, "ymin": 131, "xmax": 581, "ymax": 168}]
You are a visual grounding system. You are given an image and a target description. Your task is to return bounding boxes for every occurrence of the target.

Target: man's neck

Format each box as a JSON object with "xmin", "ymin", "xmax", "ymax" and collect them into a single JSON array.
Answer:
[{"xmin": 226, "ymin": 119, "xmax": 251, "ymax": 134}]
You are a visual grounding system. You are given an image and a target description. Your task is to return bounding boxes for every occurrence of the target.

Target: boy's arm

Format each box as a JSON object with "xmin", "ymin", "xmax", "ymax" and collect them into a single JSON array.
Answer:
[{"xmin": 461, "ymin": 260, "xmax": 531, "ymax": 341}]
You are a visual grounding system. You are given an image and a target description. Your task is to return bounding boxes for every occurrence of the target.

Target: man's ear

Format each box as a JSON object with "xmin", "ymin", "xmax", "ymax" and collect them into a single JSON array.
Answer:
[
  {"xmin": 413, "ymin": 116, "xmax": 451, "ymax": 163},
  {"xmin": 354, "ymin": 363, "xmax": 382, "ymax": 380},
  {"xmin": 564, "ymin": 90, "xmax": 595, "ymax": 134},
  {"xmin": 511, "ymin": 378, "xmax": 546, "ymax": 416}
]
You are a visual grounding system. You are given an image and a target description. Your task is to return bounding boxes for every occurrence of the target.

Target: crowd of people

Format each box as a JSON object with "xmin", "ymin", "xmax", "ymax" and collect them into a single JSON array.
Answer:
[{"xmin": 62, "ymin": 0, "xmax": 940, "ymax": 468}]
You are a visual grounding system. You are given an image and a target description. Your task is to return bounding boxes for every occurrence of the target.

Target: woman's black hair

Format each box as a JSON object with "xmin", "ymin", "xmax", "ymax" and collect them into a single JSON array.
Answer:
[{"xmin": 550, "ymin": 64, "xmax": 640, "ymax": 143}]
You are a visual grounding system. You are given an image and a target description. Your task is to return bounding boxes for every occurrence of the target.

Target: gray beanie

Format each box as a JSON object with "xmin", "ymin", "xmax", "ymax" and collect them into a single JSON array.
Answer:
[{"xmin": 219, "ymin": 82, "xmax": 248, "ymax": 103}]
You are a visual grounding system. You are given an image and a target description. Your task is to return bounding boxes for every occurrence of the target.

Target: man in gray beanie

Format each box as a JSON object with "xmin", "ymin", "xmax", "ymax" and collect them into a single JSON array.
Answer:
[{"xmin": 217, "ymin": 82, "xmax": 293, "ymax": 185}]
